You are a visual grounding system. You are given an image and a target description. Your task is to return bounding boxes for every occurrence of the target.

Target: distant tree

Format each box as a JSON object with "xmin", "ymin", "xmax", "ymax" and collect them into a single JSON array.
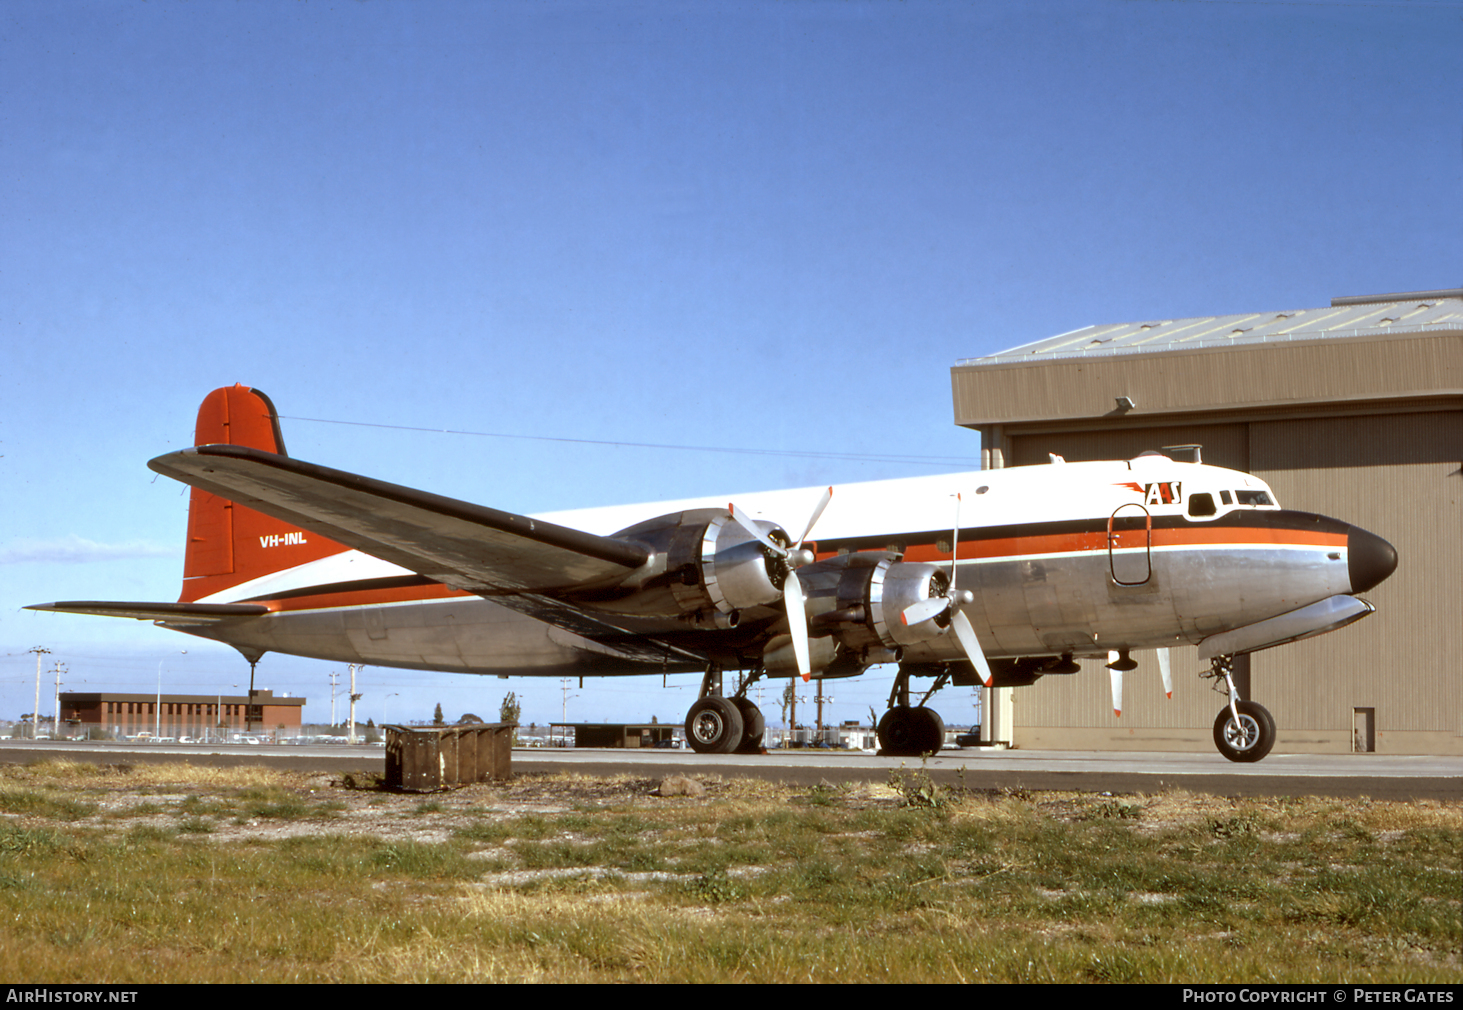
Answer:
[
  {"xmin": 500, "ymin": 691, "xmax": 521, "ymax": 725},
  {"xmin": 433, "ymin": 702, "xmax": 445, "ymax": 726}
]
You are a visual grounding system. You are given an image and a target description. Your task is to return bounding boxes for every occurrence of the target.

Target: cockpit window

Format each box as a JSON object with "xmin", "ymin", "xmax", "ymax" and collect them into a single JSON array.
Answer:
[
  {"xmin": 1187, "ymin": 492, "xmax": 1217, "ymax": 518},
  {"xmin": 1235, "ymin": 490, "xmax": 1274, "ymax": 507},
  {"xmin": 1220, "ymin": 490, "xmax": 1233, "ymax": 505}
]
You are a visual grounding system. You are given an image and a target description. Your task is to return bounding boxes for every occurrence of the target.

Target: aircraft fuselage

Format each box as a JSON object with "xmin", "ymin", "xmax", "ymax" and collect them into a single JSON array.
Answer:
[{"xmin": 164, "ymin": 456, "xmax": 1390, "ymax": 679}]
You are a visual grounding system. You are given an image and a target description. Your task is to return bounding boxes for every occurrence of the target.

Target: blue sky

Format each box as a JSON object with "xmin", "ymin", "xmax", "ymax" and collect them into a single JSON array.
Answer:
[{"xmin": 3, "ymin": 0, "xmax": 1459, "ymax": 731}]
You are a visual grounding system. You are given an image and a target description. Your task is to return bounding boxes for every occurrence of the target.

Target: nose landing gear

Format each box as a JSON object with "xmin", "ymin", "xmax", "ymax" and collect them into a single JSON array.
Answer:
[{"xmin": 1206, "ymin": 655, "xmax": 1276, "ymax": 763}]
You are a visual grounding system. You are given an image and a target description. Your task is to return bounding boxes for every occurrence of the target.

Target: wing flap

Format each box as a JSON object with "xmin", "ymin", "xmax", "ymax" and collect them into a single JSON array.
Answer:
[{"xmin": 147, "ymin": 445, "xmax": 650, "ymax": 596}]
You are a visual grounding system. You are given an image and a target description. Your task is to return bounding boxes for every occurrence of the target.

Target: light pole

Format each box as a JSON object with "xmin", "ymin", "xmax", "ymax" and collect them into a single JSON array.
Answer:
[{"xmin": 28, "ymin": 647, "xmax": 50, "ymax": 740}]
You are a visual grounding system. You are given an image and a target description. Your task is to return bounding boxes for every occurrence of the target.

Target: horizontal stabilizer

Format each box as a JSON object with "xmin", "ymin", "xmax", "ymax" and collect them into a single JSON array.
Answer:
[{"xmin": 26, "ymin": 601, "xmax": 270, "ymax": 623}]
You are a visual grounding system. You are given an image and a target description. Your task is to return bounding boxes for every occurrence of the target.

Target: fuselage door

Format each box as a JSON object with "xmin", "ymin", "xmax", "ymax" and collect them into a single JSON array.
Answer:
[{"xmin": 1108, "ymin": 504, "xmax": 1152, "ymax": 586}]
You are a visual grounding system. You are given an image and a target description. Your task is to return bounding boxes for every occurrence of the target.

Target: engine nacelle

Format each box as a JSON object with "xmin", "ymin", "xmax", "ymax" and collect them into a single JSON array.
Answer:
[
  {"xmin": 600, "ymin": 508, "xmax": 790, "ymax": 621},
  {"xmin": 790, "ymin": 553, "xmax": 956, "ymax": 671}
]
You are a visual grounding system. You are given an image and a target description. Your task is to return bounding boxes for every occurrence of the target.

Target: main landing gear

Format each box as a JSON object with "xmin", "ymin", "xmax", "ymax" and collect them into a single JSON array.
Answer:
[
  {"xmin": 876, "ymin": 666, "xmax": 951, "ymax": 757},
  {"xmin": 684, "ymin": 668, "xmax": 766, "ymax": 754},
  {"xmin": 1206, "ymin": 655, "xmax": 1276, "ymax": 763}
]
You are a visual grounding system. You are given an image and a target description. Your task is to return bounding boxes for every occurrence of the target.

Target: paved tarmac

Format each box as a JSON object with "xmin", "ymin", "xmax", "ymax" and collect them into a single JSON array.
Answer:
[{"xmin": 2, "ymin": 739, "xmax": 1459, "ymax": 799}]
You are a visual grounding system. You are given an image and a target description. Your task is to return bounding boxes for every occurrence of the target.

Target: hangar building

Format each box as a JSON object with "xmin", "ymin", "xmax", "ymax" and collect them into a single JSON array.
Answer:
[{"xmin": 951, "ymin": 288, "xmax": 1462, "ymax": 755}]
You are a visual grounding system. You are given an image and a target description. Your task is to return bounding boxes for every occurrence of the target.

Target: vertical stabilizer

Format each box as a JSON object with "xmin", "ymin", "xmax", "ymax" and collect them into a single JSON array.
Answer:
[{"xmin": 179, "ymin": 385, "xmax": 349, "ymax": 602}]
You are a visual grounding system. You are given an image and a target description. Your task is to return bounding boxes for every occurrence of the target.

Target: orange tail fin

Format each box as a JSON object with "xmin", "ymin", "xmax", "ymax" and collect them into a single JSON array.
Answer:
[{"xmin": 179, "ymin": 385, "xmax": 349, "ymax": 602}]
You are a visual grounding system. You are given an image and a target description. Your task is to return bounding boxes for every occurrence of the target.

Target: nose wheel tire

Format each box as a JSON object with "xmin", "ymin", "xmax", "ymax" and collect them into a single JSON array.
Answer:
[
  {"xmin": 1213, "ymin": 700, "xmax": 1276, "ymax": 763},
  {"xmin": 685, "ymin": 697, "xmax": 745, "ymax": 754}
]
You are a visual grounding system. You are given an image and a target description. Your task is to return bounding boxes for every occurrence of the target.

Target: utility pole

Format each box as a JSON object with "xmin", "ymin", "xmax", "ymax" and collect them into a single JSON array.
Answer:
[
  {"xmin": 27, "ymin": 648, "xmax": 50, "ymax": 740},
  {"xmin": 51, "ymin": 660, "xmax": 66, "ymax": 740},
  {"xmin": 816, "ymin": 679, "xmax": 824, "ymax": 741},
  {"xmin": 328, "ymin": 670, "xmax": 340, "ymax": 727},
  {"xmin": 348, "ymin": 664, "xmax": 362, "ymax": 744},
  {"xmin": 557, "ymin": 677, "xmax": 578, "ymax": 746}
]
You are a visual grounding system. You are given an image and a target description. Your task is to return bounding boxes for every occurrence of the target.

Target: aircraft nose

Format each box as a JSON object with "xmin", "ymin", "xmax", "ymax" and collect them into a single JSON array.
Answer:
[{"xmin": 1348, "ymin": 525, "xmax": 1398, "ymax": 593}]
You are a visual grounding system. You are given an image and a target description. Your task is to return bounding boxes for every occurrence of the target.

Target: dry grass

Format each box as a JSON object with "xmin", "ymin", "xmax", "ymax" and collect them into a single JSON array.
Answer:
[{"xmin": 0, "ymin": 760, "xmax": 1457, "ymax": 983}]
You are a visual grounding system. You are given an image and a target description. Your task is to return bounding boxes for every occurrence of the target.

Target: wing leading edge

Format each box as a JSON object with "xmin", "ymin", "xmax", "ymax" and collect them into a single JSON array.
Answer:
[{"xmin": 25, "ymin": 601, "xmax": 271, "ymax": 624}]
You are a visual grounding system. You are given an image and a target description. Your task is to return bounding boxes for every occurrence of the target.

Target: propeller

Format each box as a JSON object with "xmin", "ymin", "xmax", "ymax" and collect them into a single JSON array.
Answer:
[
  {"xmin": 728, "ymin": 487, "xmax": 833, "ymax": 681},
  {"xmin": 898, "ymin": 493, "xmax": 994, "ymax": 688}
]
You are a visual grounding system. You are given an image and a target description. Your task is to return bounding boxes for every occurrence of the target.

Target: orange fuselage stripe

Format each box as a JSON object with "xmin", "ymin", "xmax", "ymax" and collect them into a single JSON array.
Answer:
[{"xmin": 252, "ymin": 528, "xmax": 1346, "ymax": 613}]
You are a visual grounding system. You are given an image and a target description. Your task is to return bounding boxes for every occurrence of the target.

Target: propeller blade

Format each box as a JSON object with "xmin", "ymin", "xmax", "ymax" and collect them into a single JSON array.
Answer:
[
  {"xmin": 949, "ymin": 492, "xmax": 962, "ymax": 593},
  {"xmin": 1108, "ymin": 651, "xmax": 1123, "ymax": 716},
  {"xmin": 726, "ymin": 503, "xmax": 786, "ymax": 555},
  {"xmin": 792, "ymin": 486, "xmax": 833, "ymax": 549},
  {"xmin": 949, "ymin": 609, "xmax": 993, "ymax": 688},
  {"xmin": 901, "ymin": 597, "xmax": 948, "ymax": 627},
  {"xmin": 782, "ymin": 571, "xmax": 812, "ymax": 682},
  {"xmin": 1157, "ymin": 648, "xmax": 1173, "ymax": 699}
]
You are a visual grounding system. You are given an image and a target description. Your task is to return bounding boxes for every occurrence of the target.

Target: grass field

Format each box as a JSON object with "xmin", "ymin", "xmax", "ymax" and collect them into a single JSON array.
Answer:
[{"xmin": 0, "ymin": 759, "xmax": 1457, "ymax": 983}]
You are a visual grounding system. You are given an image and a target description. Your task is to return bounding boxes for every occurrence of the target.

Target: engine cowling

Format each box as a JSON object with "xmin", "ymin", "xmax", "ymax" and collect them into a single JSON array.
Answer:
[
  {"xmin": 764, "ymin": 553, "xmax": 959, "ymax": 677},
  {"xmin": 596, "ymin": 508, "xmax": 791, "ymax": 622}
]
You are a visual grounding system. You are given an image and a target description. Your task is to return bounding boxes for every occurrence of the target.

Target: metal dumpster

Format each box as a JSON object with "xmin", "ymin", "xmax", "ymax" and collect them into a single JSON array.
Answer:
[{"xmin": 384, "ymin": 722, "xmax": 514, "ymax": 791}]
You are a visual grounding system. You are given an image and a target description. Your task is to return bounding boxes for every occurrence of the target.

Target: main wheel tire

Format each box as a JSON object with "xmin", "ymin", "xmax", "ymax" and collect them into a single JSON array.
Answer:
[
  {"xmin": 731, "ymin": 698, "xmax": 765, "ymax": 753},
  {"xmin": 877, "ymin": 707, "xmax": 913, "ymax": 755},
  {"xmin": 685, "ymin": 697, "xmax": 745, "ymax": 754},
  {"xmin": 878, "ymin": 707, "xmax": 945, "ymax": 756},
  {"xmin": 909, "ymin": 707, "xmax": 945, "ymax": 756},
  {"xmin": 1213, "ymin": 700, "xmax": 1276, "ymax": 763}
]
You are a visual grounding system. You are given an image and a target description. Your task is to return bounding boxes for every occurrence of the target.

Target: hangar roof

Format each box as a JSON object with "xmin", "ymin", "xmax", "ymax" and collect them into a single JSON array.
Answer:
[
  {"xmin": 951, "ymin": 288, "xmax": 1463, "ymax": 427},
  {"xmin": 959, "ymin": 288, "xmax": 1463, "ymax": 366}
]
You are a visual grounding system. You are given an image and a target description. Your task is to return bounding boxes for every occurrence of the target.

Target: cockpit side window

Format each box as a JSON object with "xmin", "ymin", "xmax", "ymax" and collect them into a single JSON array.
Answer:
[
  {"xmin": 1220, "ymin": 490, "xmax": 1233, "ymax": 505},
  {"xmin": 1187, "ymin": 492, "xmax": 1217, "ymax": 518},
  {"xmin": 1236, "ymin": 490, "xmax": 1275, "ymax": 507}
]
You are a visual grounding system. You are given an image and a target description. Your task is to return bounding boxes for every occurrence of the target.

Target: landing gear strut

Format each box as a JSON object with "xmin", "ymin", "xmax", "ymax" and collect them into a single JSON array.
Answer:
[
  {"xmin": 1206, "ymin": 655, "xmax": 1276, "ymax": 763},
  {"xmin": 683, "ymin": 667, "xmax": 765, "ymax": 754},
  {"xmin": 876, "ymin": 666, "xmax": 950, "ymax": 757}
]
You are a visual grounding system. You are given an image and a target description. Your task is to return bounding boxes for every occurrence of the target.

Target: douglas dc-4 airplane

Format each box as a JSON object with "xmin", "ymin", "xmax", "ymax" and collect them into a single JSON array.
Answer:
[{"xmin": 31, "ymin": 385, "xmax": 1398, "ymax": 761}]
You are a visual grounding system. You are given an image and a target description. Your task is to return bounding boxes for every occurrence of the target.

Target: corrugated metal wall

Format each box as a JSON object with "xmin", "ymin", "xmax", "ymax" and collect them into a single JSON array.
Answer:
[
  {"xmin": 952, "ymin": 333, "xmax": 1463, "ymax": 426},
  {"xmin": 1249, "ymin": 411, "xmax": 1462, "ymax": 738}
]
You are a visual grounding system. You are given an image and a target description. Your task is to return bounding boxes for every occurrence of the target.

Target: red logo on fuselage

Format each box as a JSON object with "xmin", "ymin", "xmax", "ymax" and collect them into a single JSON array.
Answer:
[{"xmin": 1115, "ymin": 481, "xmax": 1183, "ymax": 505}]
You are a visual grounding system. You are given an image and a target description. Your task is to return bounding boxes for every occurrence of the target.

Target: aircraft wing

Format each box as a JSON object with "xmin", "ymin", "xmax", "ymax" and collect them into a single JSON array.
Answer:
[
  {"xmin": 147, "ymin": 445, "xmax": 708, "ymax": 664},
  {"xmin": 25, "ymin": 601, "xmax": 270, "ymax": 624},
  {"xmin": 148, "ymin": 445, "xmax": 651, "ymax": 595}
]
